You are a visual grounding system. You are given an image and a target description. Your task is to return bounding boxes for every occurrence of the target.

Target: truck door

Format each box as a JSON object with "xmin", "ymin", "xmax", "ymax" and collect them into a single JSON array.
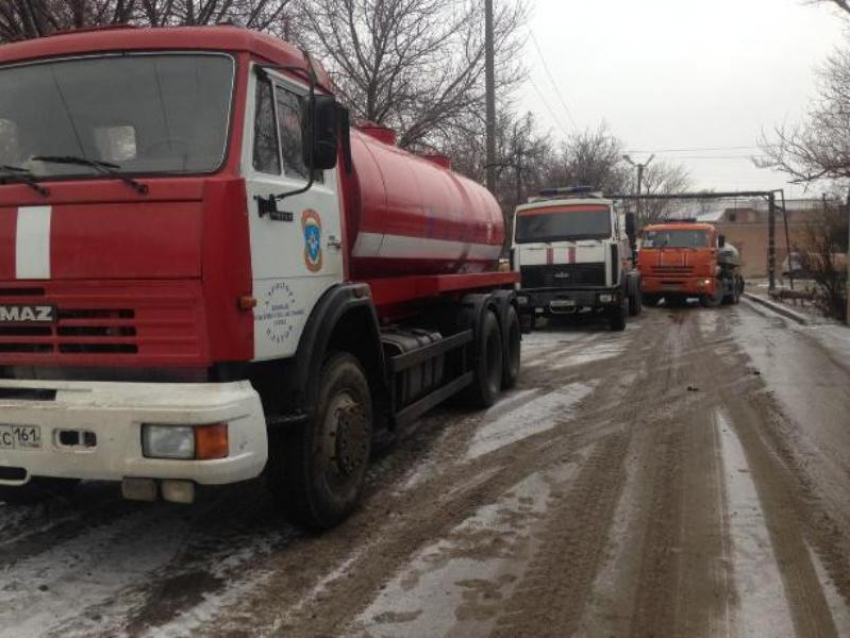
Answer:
[{"xmin": 242, "ymin": 68, "xmax": 344, "ymax": 360}]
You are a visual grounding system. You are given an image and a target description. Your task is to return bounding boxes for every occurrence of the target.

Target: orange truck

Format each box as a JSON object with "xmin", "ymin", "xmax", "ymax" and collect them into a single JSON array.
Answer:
[{"xmin": 637, "ymin": 221, "xmax": 744, "ymax": 307}]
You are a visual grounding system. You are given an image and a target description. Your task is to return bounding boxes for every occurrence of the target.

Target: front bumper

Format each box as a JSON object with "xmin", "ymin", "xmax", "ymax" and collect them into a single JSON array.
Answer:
[
  {"xmin": 516, "ymin": 287, "xmax": 620, "ymax": 314},
  {"xmin": 642, "ymin": 276, "xmax": 716, "ymax": 296},
  {"xmin": 0, "ymin": 379, "xmax": 267, "ymax": 487}
]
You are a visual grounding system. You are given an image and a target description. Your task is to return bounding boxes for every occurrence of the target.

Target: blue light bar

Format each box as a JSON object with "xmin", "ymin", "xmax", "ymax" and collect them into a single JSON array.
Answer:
[{"xmin": 538, "ymin": 185, "xmax": 596, "ymax": 196}]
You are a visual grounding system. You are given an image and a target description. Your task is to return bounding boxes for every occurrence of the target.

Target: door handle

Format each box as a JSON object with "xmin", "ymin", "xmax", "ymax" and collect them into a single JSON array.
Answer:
[{"xmin": 327, "ymin": 235, "xmax": 343, "ymax": 251}]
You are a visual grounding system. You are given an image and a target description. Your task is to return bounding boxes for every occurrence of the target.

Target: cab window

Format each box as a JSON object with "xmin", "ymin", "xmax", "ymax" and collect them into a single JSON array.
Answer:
[{"xmin": 253, "ymin": 78, "xmax": 281, "ymax": 174}]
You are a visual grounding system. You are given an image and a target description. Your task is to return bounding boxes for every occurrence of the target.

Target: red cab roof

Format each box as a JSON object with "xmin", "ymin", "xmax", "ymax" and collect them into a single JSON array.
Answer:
[{"xmin": 0, "ymin": 25, "xmax": 331, "ymax": 89}]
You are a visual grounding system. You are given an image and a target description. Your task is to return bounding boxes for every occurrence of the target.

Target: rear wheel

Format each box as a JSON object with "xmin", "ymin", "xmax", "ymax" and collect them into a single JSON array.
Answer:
[
  {"xmin": 0, "ymin": 478, "xmax": 78, "ymax": 505},
  {"xmin": 608, "ymin": 295, "xmax": 627, "ymax": 331},
  {"xmin": 269, "ymin": 352, "xmax": 373, "ymax": 530},
  {"xmin": 465, "ymin": 309, "xmax": 503, "ymax": 408},
  {"xmin": 502, "ymin": 305, "xmax": 521, "ymax": 390}
]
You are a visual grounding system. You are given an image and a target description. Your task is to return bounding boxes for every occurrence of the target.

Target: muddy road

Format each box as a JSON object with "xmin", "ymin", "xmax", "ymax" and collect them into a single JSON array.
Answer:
[{"xmin": 2, "ymin": 301, "xmax": 850, "ymax": 637}]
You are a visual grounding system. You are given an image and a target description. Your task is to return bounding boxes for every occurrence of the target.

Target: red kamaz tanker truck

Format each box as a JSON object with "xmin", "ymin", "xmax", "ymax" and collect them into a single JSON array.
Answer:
[{"xmin": 0, "ymin": 26, "xmax": 520, "ymax": 528}]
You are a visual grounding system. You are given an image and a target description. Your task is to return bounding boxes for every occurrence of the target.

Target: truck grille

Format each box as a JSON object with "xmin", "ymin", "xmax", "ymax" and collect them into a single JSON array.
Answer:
[
  {"xmin": 0, "ymin": 308, "xmax": 137, "ymax": 354},
  {"xmin": 0, "ymin": 282, "xmax": 208, "ymax": 366},
  {"xmin": 521, "ymin": 264, "xmax": 606, "ymax": 288},
  {"xmin": 650, "ymin": 265, "xmax": 694, "ymax": 276}
]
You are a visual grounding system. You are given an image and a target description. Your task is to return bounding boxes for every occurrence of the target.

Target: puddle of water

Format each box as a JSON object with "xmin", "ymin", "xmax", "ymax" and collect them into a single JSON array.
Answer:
[
  {"xmin": 465, "ymin": 383, "xmax": 595, "ymax": 460},
  {"xmin": 716, "ymin": 410, "xmax": 795, "ymax": 638}
]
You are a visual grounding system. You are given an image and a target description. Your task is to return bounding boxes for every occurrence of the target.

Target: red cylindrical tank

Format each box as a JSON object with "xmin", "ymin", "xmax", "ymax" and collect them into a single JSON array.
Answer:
[{"xmin": 344, "ymin": 127, "xmax": 504, "ymax": 279}]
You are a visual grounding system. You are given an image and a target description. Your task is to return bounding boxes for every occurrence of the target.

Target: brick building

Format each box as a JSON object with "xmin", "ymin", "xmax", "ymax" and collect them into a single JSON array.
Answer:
[{"xmin": 699, "ymin": 199, "xmax": 829, "ymax": 279}]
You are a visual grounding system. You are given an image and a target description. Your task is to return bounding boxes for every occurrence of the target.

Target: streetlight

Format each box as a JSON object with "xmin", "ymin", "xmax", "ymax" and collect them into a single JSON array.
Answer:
[{"xmin": 623, "ymin": 154, "xmax": 654, "ymax": 223}]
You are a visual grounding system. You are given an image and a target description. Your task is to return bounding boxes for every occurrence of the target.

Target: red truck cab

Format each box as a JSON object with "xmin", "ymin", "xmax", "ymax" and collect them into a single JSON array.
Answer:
[{"xmin": 0, "ymin": 26, "xmax": 519, "ymax": 528}]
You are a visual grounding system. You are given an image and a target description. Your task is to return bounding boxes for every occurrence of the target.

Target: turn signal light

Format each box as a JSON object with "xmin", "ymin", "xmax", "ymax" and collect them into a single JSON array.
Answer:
[
  {"xmin": 195, "ymin": 423, "xmax": 229, "ymax": 460},
  {"xmin": 238, "ymin": 296, "xmax": 257, "ymax": 310}
]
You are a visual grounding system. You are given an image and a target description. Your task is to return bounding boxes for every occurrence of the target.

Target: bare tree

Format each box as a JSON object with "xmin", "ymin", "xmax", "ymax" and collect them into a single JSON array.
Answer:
[
  {"xmin": 543, "ymin": 124, "xmax": 631, "ymax": 195},
  {"xmin": 794, "ymin": 200, "xmax": 848, "ymax": 320},
  {"xmin": 807, "ymin": 0, "xmax": 850, "ymax": 17},
  {"xmin": 295, "ymin": 0, "xmax": 526, "ymax": 149},
  {"xmin": 0, "ymin": 0, "xmax": 292, "ymax": 42},
  {"xmin": 632, "ymin": 161, "xmax": 692, "ymax": 226}
]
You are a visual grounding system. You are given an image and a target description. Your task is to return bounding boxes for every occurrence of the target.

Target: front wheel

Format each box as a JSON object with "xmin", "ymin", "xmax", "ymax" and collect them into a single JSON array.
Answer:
[
  {"xmin": 608, "ymin": 296, "xmax": 627, "ymax": 331},
  {"xmin": 643, "ymin": 294, "xmax": 661, "ymax": 307},
  {"xmin": 268, "ymin": 352, "xmax": 373, "ymax": 530},
  {"xmin": 700, "ymin": 280, "xmax": 724, "ymax": 308}
]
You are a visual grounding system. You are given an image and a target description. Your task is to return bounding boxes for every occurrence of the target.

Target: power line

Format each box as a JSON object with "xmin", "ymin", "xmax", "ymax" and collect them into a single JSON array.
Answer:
[
  {"xmin": 528, "ymin": 76, "xmax": 572, "ymax": 139},
  {"xmin": 529, "ymin": 31, "xmax": 578, "ymax": 131},
  {"xmin": 625, "ymin": 145, "xmax": 763, "ymax": 153}
]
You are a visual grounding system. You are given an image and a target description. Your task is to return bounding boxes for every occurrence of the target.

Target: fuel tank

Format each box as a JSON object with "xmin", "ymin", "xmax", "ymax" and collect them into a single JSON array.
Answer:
[{"xmin": 344, "ymin": 125, "xmax": 504, "ymax": 279}]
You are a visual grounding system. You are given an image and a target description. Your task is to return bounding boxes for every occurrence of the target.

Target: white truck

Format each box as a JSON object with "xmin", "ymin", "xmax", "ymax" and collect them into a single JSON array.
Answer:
[{"xmin": 512, "ymin": 187, "xmax": 642, "ymax": 331}]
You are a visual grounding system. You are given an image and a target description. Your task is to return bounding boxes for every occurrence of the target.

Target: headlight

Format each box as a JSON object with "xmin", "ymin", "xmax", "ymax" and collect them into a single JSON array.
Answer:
[
  {"xmin": 142, "ymin": 423, "xmax": 229, "ymax": 460},
  {"xmin": 142, "ymin": 425, "xmax": 194, "ymax": 460},
  {"xmin": 598, "ymin": 293, "xmax": 613, "ymax": 303}
]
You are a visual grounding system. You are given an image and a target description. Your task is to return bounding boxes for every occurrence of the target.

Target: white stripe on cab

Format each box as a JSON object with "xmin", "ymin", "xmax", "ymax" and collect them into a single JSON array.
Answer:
[{"xmin": 16, "ymin": 206, "xmax": 52, "ymax": 280}]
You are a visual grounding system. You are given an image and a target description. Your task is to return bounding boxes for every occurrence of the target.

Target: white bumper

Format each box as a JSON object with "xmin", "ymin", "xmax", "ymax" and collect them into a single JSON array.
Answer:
[{"xmin": 0, "ymin": 379, "xmax": 268, "ymax": 486}]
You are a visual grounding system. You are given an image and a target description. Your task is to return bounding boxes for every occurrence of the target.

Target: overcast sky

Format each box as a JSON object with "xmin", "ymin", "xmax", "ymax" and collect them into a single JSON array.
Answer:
[{"xmin": 522, "ymin": 0, "xmax": 847, "ymax": 199}]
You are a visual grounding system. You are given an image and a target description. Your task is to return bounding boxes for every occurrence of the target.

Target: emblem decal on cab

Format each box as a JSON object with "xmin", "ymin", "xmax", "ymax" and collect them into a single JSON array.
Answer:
[{"xmin": 301, "ymin": 210, "xmax": 323, "ymax": 272}]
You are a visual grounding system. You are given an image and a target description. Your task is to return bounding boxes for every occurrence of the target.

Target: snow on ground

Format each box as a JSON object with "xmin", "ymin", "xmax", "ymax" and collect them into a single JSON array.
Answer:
[
  {"xmin": 465, "ymin": 383, "xmax": 596, "ymax": 460},
  {"xmin": 347, "ymin": 457, "xmax": 582, "ymax": 638},
  {"xmin": 0, "ymin": 510, "xmax": 188, "ymax": 638},
  {"xmin": 716, "ymin": 410, "xmax": 795, "ymax": 638}
]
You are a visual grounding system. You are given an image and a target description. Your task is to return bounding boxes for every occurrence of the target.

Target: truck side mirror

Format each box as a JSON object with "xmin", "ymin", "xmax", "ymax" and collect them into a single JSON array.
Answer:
[
  {"xmin": 718, "ymin": 234, "xmax": 726, "ymax": 248},
  {"xmin": 303, "ymin": 95, "xmax": 339, "ymax": 171}
]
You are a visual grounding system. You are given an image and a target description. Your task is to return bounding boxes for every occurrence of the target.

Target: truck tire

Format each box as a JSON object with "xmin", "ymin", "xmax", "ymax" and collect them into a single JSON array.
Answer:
[
  {"xmin": 465, "ymin": 309, "xmax": 503, "ymax": 408},
  {"xmin": 269, "ymin": 352, "xmax": 373, "ymax": 530},
  {"xmin": 700, "ymin": 280, "xmax": 724, "ymax": 308},
  {"xmin": 608, "ymin": 296, "xmax": 627, "ymax": 331},
  {"xmin": 643, "ymin": 294, "xmax": 660, "ymax": 307},
  {"xmin": 519, "ymin": 312, "xmax": 535, "ymax": 334},
  {"xmin": 629, "ymin": 286, "xmax": 642, "ymax": 316},
  {"xmin": 0, "ymin": 478, "xmax": 78, "ymax": 505},
  {"xmin": 502, "ymin": 305, "xmax": 521, "ymax": 390}
]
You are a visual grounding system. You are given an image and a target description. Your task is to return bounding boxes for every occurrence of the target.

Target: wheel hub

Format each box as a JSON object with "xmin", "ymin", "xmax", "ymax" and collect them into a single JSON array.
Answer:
[{"xmin": 330, "ymin": 398, "xmax": 369, "ymax": 476}]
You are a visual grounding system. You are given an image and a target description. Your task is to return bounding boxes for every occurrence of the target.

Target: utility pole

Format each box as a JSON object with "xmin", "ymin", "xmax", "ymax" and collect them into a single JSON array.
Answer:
[
  {"xmin": 768, "ymin": 192, "xmax": 776, "ymax": 291},
  {"xmin": 485, "ymin": 0, "xmax": 497, "ymax": 195},
  {"xmin": 623, "ymin": 154, "xmax": 654, "ymax": 222}
]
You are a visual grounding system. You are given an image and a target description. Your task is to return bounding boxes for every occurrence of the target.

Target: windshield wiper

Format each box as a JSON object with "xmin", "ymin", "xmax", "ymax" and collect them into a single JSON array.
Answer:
[
  {"xmin": 0, "ymin": 165, "xmax": 50, "ymax": 197},
  {"xmin": 33, "ymin": 156, "xmax": 148, "ymax": 195}
]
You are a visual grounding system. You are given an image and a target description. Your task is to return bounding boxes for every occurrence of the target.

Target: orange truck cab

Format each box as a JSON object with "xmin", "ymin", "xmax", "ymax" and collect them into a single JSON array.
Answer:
[{"xmin": 637, "ymin": 221, "xmax": 744, "ymax": 307}]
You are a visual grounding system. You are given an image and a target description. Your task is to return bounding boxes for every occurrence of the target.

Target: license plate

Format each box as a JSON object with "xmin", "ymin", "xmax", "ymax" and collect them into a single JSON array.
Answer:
[
  {"xmin": 0, "ymin": 425, "xmax": 42, "ymax": 451},
  {"xmin": 551, "ymin": 300, "xmax": 576, "ymax": 308}
]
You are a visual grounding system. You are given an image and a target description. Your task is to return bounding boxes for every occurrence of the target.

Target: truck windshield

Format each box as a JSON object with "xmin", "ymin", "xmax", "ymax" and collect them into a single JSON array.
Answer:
[
  {"xmin": 0, "ymin": 53, "xmax": 234, "ymax": 178},
  {"xmin": 515, "ymin": 206, "xmax": 611, "ymax": 243},
  {"xmin": 641, "ymin": 229, "xmax": 710, "ymax": 249}
]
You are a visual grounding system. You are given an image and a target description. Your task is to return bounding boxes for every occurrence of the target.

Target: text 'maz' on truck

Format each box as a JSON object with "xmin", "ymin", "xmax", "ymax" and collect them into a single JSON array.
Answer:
[
  {"xmin": 511, "ymin": 187, "xmax": 642, "ymax": 331},
  {"xmin": 0, "ymin": 25, "xmax": 521, "ymax": 529},
  {"xmin": 637, "ymin": 220, "xmax": 744, "ymax": 308}
]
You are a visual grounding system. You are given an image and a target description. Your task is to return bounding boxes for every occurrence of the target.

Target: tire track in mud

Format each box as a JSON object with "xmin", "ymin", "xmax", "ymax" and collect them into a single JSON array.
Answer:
[
  {"xmin": 626, "ymin": 309, "xmax": 736, "ymax": 638},
  {"xmin": 489, "ymin": 433, "xmax": 630, "ymax": 638},
  {"xmin": 685, "ymin": 304, "xmax": 844, "ymax": 637},
  {"xmin": 173, "ymin": 317, "xmax": 664, "ymax": 636}
]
